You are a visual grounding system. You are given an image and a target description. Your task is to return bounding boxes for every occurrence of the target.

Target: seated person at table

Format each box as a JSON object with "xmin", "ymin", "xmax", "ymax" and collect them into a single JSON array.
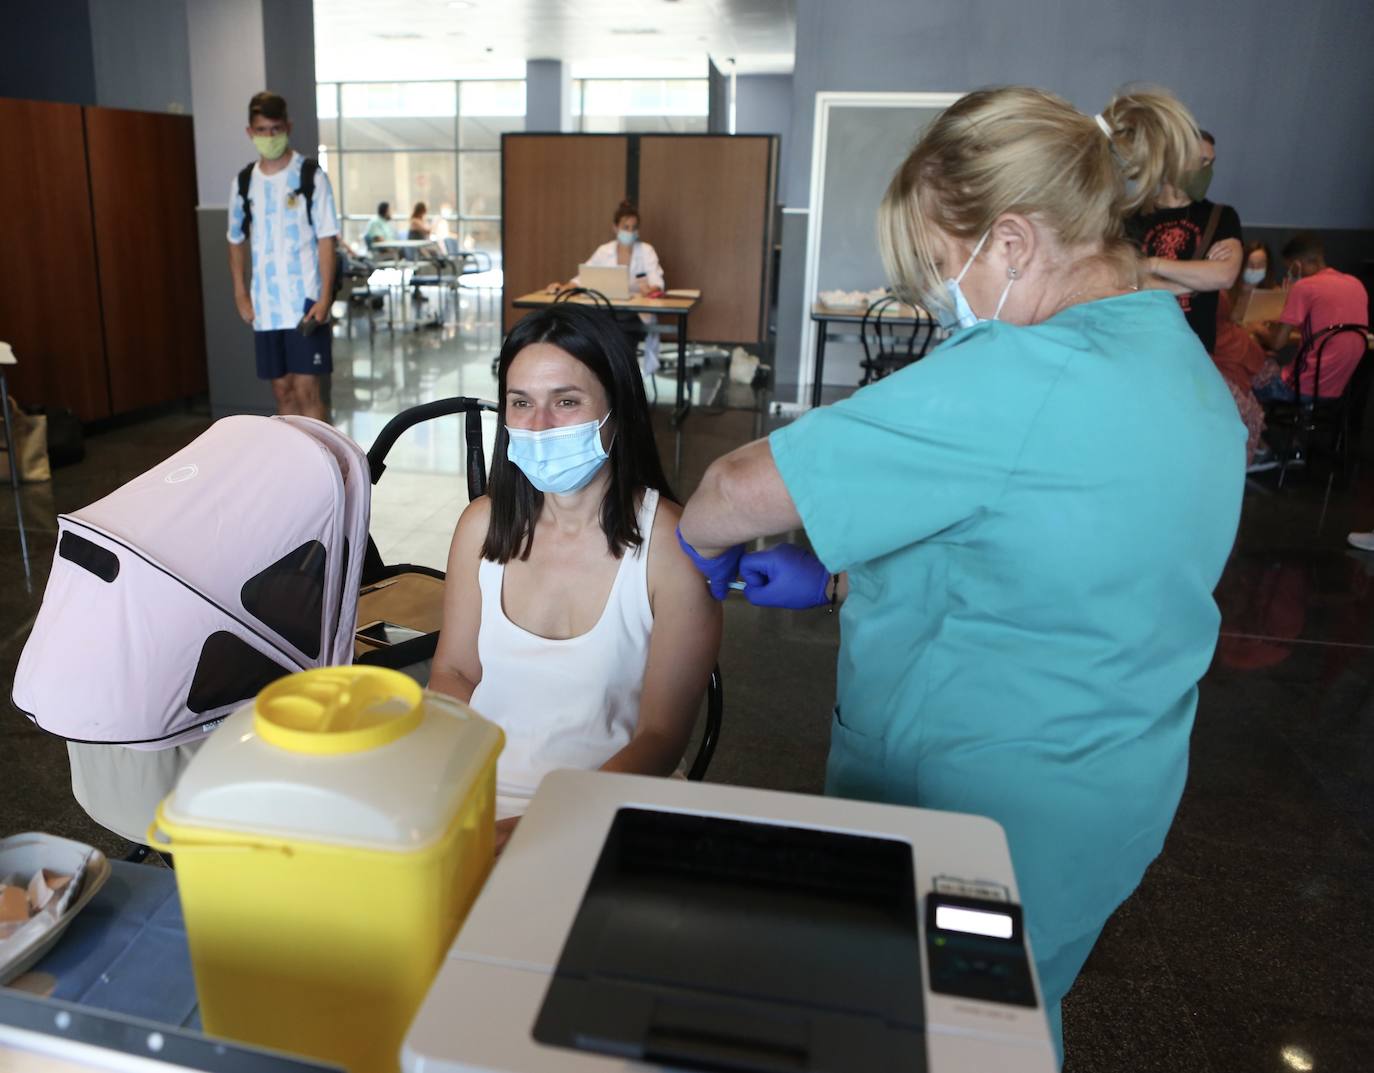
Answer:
[
  {"xmin": 1231, "ymin": 240, "xmax": 1275, "ymax": 313},
  {"xmin": 549, "ymin": 199, "xmax": 666, "ymax": 374},
  {"xmin": 429, "ymin": 304, "xmax": 720, "ymax": 849},
  {"xmin": 363, "ymin": 201, "xmax": 393, "ymax": 253},
  {"xmin": 1213, "ymin": 244, "xmax": 1273, "ymax": 465},
  {"xmin": 1254, "ymin": 232, "xmax": 1369, "ymax": 403},
  {"xmin": 407, "ymin": 201, "xmax": 432, "ymax": 240}
]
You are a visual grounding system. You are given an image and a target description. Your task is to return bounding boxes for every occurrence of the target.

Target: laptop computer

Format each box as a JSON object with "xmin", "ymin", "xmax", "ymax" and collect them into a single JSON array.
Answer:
[{"xmin": 577, "ymin": 264, "xmax": 631, "ymax": 301}]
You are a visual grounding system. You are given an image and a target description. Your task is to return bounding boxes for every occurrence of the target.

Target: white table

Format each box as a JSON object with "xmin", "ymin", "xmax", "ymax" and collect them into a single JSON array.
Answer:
[{"xmin": 371, "ymin": 240, "xmax": 447, "ymax": 330}]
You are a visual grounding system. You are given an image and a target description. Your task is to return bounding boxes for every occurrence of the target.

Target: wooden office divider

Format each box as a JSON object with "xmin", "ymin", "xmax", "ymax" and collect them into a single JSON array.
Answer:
[
  {"xmin": 0, "ymin": 98, "xmax": 110, "ymax": 421},
  {"xmin": 85, "ymin": 107, "xmax": 207, "ymax": 413},
  {"xmin": 502, "ymin": 133, "xmax": 777, "ymax": 345},
  {"xmin": 502, "ymin": 136, "xmax": 628, "ymax": 332},
  {"xmin": 638, "ymin": 136, "xmax": 776, "ymax": 344}
]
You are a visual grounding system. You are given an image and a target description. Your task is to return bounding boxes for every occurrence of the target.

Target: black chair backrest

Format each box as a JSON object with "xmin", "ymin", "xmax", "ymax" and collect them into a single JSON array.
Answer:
[
  {"xmin": 361, "ymin": 397, "xmax": 497, "ymax": 587},
  {"xmin": 686, "ymin": 665, "xmax": 723, "ymax": 781},
  {"xmin": 365, "ymin": 396, "xmax": 497, "ymax": 498},
  {"xmin": 859, "ymin": 294, "xmax": 937, "ymax": 375},
  {"xmin": 553, "ymin": 286, "xmax": 615, "ymax": 314},
  {"xmin": 1294, "ymin": 323, "xmax": 1371, "ymax": 404}
]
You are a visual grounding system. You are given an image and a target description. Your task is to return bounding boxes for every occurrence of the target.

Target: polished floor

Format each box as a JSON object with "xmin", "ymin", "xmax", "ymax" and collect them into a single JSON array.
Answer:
[{"xmin": 2, "ymin": 292, "xmax": 1372, "ymax": 1071}]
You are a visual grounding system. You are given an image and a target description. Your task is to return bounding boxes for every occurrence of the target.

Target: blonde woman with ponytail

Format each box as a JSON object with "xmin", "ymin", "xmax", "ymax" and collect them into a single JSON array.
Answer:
[
  {"xmin": 1100, "ymin": 87, "xmax": 1244, "ymax": 355},
  {"xmin": 678, "ymin": 86, "xmax": 1245, "ymax": 1066}
]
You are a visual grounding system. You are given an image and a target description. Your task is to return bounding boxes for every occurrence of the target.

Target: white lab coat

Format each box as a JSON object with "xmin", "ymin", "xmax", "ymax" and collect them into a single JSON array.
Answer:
[
  {"xmin": 573, "ymin": 240, "xmax": 665, "ymax": 372},
  {"xmin": 575, "ymin": 240, "xmax": 665, "ymax": 292}
]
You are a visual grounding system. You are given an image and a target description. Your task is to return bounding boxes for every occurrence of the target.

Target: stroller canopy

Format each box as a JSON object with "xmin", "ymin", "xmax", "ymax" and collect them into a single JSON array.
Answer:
[{"xmin": 13, "ymin": 416, "xmax": 371, "ymax": 749}]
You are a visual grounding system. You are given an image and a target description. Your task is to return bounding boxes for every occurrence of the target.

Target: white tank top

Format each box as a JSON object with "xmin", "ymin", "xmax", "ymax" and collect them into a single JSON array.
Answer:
[{"xmin": 470, "ymin": 490, "xmax": 658, "ymax": 819}]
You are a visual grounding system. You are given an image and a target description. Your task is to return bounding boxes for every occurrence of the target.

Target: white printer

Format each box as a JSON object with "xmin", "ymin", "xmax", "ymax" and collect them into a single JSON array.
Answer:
[{"xmin": 404, "ymin": 771, "xmax": 1057, "ymax": 1073}]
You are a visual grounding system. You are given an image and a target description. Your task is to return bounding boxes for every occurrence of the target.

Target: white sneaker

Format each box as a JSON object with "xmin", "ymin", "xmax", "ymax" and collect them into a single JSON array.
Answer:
[{"xmin": 1348, "ymin": 531, "xmax": 1374, "ymax": 552}]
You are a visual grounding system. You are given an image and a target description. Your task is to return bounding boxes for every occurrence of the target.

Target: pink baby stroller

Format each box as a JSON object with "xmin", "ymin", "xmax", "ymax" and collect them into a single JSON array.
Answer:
[{"xmin": 12, "ymin": 415, "xmax": 371, "ymax": 840}]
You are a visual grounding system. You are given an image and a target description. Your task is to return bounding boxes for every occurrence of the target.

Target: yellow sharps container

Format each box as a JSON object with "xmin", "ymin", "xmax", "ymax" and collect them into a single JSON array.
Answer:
[{"xmin": 150, "ymin": 666, "xmax": 503, "ymax": 1073}]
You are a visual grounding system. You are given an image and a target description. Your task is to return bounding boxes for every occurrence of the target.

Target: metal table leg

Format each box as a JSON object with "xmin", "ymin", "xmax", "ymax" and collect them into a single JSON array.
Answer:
[
  {"xmin": 0, "ymin": 373, "xmax": 32, "ymax": 579},
  {"xmin": 811, "ymin": 326, "xmax": 828, "ymax": 409},
  {"xmin": 672, "ymin": 312, "xmax": 691, "ymax": 426}
]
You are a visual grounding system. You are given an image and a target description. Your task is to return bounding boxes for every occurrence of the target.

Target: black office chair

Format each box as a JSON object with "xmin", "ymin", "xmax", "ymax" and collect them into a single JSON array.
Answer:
[
  {"xmin": 1261, "ymin": 323, "xmax": 1371, "ymax": 486},
  {"xmin": 858, "ymin": 294, "xmax": 938, "ymax": 385}
]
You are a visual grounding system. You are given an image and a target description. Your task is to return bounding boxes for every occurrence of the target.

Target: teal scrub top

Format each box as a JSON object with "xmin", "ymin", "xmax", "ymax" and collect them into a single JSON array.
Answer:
[{"xmin": 770, "ymin": 291, "xmax": 1245, "ymax": 956}]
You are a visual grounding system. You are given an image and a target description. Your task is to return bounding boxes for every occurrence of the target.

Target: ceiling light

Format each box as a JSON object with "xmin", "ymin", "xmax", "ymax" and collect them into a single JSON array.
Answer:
[
  {"xmin": 610, "ymin": 28, "xmax": 660, "ymax": 35},
  {"xmin": 448, "ymin": 1, "xmax": 474, "ymax": 8}
]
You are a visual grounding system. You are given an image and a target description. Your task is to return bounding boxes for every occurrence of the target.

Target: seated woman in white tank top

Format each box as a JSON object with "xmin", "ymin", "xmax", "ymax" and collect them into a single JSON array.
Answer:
[{"xmin": 429, "ymin": 303, "xmax": 722, "ymax": 850}]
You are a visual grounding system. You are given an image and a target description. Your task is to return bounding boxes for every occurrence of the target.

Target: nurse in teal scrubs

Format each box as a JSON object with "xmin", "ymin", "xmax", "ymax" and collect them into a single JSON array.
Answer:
[{"xmin": 677, "ymin": 86, "xmax": 1245, "ymax": 1065}]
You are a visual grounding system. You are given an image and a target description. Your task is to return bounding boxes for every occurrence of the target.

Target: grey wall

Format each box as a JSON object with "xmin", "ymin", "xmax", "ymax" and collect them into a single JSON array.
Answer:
[
  {"xmin": 262, "ymin": 0, "xmax": 318, "ymax": 161},
  {"xmin": 773, "ymin": 0, "xmax": 1374, "ymax": 396},
  {"xmin": 0, "ymin": 0, "xmax": 96, "ymax": 105},
  {"xmin": 707, "ymin": 58, "xmax": 730, "ymax": 134},
  {"xmin": 737, "ymin": 74, "xmax": 792, "ymax": 197},
  {"xmin": 89, "ymin": 0, "xmax": 192, "ymax": 114},
  {"xmin": 199, "ymin": 208, "xmax": 276, "ymax": 417},
  {"xmin": 526, "ymin": 59, "xmax": 571, "ymax": 132},
  {"xmin": 786, "ymin": 0, "xmax": 1374, "ymax": 229},
  {"xmin": 188, "ymin": 0, "xmax": 267, "ymax": 207}
]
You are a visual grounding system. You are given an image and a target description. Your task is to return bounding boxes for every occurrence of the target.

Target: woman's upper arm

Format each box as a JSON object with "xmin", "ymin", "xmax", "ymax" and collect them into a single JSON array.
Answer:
[
  {"xmin": 636, "ymin": 502, "xmax": 723, "ymax": 751},
  {"xmin": 642, "ymin": 244, "xmax": 665, "ymax": 290},
  {"xmin": 431, "ymin": 498, "xmax": 488, "ymax": 692}
]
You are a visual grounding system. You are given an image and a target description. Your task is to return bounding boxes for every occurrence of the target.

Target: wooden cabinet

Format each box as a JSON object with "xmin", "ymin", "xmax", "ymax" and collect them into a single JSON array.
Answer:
[
  {"xmin": 86, "ymin": 107, "xmax": 207, "ymax": 412},
  {"xmin": 0, "ymin": 97, "xmax": 206, "ymax": 421},
  {"xmin": 0, "ymin": 98, "xmax": 109, "ymax": 420}
]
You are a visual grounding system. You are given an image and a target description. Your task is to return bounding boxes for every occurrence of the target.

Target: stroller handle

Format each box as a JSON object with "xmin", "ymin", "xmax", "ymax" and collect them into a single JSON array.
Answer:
[{"xmin": 366, "ymin": 397, "xmax": 498, "ymax": 493}]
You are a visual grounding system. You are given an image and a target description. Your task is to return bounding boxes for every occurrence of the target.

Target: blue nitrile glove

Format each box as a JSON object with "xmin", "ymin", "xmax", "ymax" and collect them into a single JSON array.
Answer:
[
  {"xmin": 677, "ymin": 526, "xmax": 746, "ymax": 601},
  {"xmin": 739, "ymin": 543, "xmax": 830, "ymax": 609}
]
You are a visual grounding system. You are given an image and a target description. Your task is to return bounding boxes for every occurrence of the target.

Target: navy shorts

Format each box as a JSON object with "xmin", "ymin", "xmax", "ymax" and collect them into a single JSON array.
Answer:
[{"xmin": 254, "ymin": 298, "xmax": 333, "ymax": 380}]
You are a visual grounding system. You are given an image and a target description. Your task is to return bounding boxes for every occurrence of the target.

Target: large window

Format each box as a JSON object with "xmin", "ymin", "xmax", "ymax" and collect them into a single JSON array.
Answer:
[
  {"xmin": 318, "ymin": 79, "xmax": 524, "ymax": 263},
  {"xmin": 572, "ymin": 79, "xmax": 709, "ymax": 134}
]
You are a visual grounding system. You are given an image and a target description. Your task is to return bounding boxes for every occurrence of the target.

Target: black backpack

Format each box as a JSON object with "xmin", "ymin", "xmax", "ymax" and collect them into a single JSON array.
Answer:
[
  {"xmin": 237, "ymin": 156, "xmax": 321, "ymax": 234},
  {"xmin": 237, "ymin": 157, "xmax": 341, "ymax": 300}
]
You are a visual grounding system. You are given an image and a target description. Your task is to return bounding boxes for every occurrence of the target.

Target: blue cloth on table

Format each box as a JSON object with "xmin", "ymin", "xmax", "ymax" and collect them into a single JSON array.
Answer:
[{"xmin": 30, "ymin": 860, "xmax": 200, "ymax": 1029}]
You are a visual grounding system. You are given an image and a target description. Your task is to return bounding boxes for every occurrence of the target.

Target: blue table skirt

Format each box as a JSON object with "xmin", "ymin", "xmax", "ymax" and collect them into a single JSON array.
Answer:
[{"xmin": 22, "ymin": 859, "xmax": 200, "ymax": 1029}]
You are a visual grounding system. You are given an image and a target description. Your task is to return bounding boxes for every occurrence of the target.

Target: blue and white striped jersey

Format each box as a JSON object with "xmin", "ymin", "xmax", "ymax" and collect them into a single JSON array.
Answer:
[{"xmin": 226, "ymin": 151, "xmax": 339, "ymax": 332}]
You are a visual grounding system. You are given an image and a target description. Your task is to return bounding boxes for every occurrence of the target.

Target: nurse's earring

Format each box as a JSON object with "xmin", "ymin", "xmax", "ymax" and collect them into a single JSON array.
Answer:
[{"xmin": 992, "ymin": 265, "xmax": 1020, "ymax": 321}]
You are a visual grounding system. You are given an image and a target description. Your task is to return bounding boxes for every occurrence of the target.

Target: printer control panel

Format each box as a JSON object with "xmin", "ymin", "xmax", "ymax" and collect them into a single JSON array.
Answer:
[{"xmin": 924, "ymin": 891, "xmax": 1037, "ymax": 1008}]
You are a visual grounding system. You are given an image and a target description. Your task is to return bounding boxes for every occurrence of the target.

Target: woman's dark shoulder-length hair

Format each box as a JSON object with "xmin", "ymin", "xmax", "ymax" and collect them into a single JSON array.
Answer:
[{"xmin": 482, "ymin": 303, "xmax": 675, "ymax": 563}]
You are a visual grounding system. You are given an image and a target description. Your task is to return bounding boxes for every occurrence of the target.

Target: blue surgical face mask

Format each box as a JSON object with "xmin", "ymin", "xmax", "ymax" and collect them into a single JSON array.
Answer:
[
  {"xmin": 935, "ymin": 230, "xmax": 1016, "ymax": 333},
  {"xmin": 617, "ymin": 229, "xmax": 637, "ymax": 247},
  {"xmin": 1242, "ymin": 267, "xmax": 1266, "ymax": 286},
  {"xmin": 505, "ymin": 411, "xmax": 612, "ymax": 495}
]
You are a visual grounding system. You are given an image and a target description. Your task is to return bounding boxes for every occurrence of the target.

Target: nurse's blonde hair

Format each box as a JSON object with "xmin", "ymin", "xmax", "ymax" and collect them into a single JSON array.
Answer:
[
  {"xmin": 1098, "ymin": 86, "xmax": 1203, "ymax": 216},
  {"xmin": 879, "ymin": 86, "xmax": 1136, "ymax": 309}
]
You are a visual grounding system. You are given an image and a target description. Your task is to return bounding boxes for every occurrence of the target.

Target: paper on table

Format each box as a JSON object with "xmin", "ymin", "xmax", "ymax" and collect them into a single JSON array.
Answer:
[
  {"xmin": 665, "ymin": 288, "xmax": 701, "ymax": 299},
  {"xmin": 0, "ymin": 860, "xmax": 84, "ymax": 945}
]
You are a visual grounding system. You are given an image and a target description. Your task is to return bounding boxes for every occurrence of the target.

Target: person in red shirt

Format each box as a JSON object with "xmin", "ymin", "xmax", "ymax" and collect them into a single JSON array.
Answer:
[{"xmin": 1255, "ymin": 233, "xmax": 1369, "ymax": 402}]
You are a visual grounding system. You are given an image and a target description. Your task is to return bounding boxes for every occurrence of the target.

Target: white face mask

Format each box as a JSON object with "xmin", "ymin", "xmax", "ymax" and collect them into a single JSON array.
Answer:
[
  {"xmin": 1242, "ymin": 267, "xmax": 1266, "ymax": 286},
  {"xmin": 935, "ymin": 231, "xmax": 1016, "ymax": 332}
]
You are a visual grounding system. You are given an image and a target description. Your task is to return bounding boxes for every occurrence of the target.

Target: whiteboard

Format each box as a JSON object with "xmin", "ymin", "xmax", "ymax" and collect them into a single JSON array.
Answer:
[{"xmin": 797, "ymin": 93, "xmax": 961, "ymax": 407}]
